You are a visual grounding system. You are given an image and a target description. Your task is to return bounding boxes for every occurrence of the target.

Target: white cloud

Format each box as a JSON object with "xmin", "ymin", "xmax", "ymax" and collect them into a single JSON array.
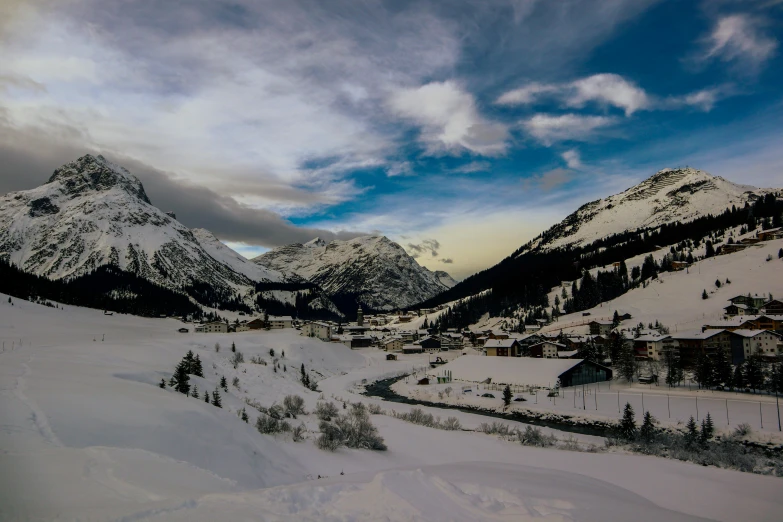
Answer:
[
  {"xmin": 699, "ymin": 14, "xmax": 777, "ymax": 73},
  {"xmin": 567, "ymin": 73, "xmax": 650, "ymax": 116},
  {"xmin": 523, "ymin": 114, "xmax": 615, "ymax": 145},
  {"xmin": 452, "ymin": 161, "xmax": 491, "ymax": 174},
  {"xmin": 388, "ymin": 81, "xmax": 509, "ymax": 156},
  {"xmin": 386, "ymin": 161, "xmax": 414, "ymax": 177},
  {"xmin": 495, "ymin": 82, "xmax": 557, "ymax": 106},
  {"xmin": 561, "ymin": 149, "xmax": 582, "ymax": 169}
]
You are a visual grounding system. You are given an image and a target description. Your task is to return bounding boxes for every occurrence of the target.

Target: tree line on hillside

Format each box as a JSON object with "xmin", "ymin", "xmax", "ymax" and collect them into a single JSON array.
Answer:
[
  {"xmin": 422, "ymin": 194, "xmax": 782, "ymax": 330},
  {"xmin": 0, "ymin": 260, "xmax": 202, "ymax": 318}
]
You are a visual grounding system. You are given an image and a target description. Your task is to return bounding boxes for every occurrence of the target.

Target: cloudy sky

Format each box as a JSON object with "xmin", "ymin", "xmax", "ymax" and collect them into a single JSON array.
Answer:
[{"xmin": 1, "ymin": 0, "xmax": 782, "ymax": 279}]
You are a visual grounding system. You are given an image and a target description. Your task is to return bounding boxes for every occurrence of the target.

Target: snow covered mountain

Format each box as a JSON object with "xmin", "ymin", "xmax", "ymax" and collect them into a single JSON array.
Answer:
[
  {"xmin": 0, "ymin": 154, "xmax": 286, "ymax": 304},
  {"xmin": 252, "ymin": 236, "xmax": 454, "ymax": 310},
  {"xmin": 530, "ymin": 167, "xmax": 772, "ymax": 252}
]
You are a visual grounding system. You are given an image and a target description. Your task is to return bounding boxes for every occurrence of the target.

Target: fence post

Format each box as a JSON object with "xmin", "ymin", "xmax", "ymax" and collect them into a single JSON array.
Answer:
[
  {"xmin": 695, "ymin": 396, "xmax": 699, "ymax": 421},
  {"xmin": 760, "ymin": 402, "xmax": 763, "ymax": 429},
  {"xmin": 726, "ymin": 399, "xmax": 729, "ymax": 426},
  {"xmin": 641, "ymin": 393, "xmax": 645, "ymax": 415},
  {"xmin": 667, "ymin": 395, "xmax": 670, "ymax": 418},
  {"xmin": 617, "ymin": 391, "xmax": 620, "ymax": 413}
]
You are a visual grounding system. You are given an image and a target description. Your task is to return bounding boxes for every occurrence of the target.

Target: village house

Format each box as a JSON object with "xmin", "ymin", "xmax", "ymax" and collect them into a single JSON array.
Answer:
[
  {"xmin": 382, "ymin": 336, "xmax": 404, "ymax": 352},
  {"xmin": 339, "ymin": 335, "xmax": 373, "ymax": 349},
  {"xmin": 757, "ymin": 228, "xmax": 783, "ymax": 241},
  {"xmin": 761, "ymin": 299, "xmax": 783, "ymax": 316},
  {"xmin": 301, "ymin": 321, "xmax": 332, "ymax": 342},
  {"xmin": 670, "ymin": 329, "xmax": 731, "ymax": 367},
  {"xmin": 402, "ymin": 344, "xmax": 424, "ymax": 354},
  {"xmin": 728, "ymin": 294, "xmax": 769, "ymax": 309},
  {"xmin": 246, "ymin": 317, "xmax": 267, "ymax": 330},
  {"xmin": 235, "ymin": 323, "xmax": 250, "ymax": 332},
  {"xmin": 588, "ymin": 320, "xmax": 614, "ymax": 336},
  {"xmin": 529, "ymin": 341, "xmax": 564, "ymax": 359},
  {"xmin": 719, "ymin": 243, "xmax": 749, "ymax": 255},
  {"xmin": 483, "ymin": 339, "xmax": 521, "ymax": 357},
  {"xmin": 729, "ymin": 330, "xmax": 783, "ymax": 362},
  {"xmin": 632, "ymin": 334, "xmax": 672, "ymax": 361},
  {"xmin": 418, "ymin": 336, "xmax": 442, "ymax": 351},
  {"xmin": 195, "ymin": 321, "xmax": 228, "ymax": 334},
  {"xmin": 267, "ymin": 315, "xmax": 293, "ymax": 329},
  {"xmin": 724, "ymin": 303, "xmax": 758, "ymax": 317}
]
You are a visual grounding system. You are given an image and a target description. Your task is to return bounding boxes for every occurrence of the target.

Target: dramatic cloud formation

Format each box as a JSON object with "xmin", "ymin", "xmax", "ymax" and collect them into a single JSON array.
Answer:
[{"xmin": 388, "ymin": 81, "xmax": 509, "ymax": 156}]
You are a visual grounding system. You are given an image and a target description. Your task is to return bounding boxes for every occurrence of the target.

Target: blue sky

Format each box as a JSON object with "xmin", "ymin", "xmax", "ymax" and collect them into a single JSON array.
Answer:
[{"xmin": 1, "ymin": 0, "xmax": 782, "ymax": 278}]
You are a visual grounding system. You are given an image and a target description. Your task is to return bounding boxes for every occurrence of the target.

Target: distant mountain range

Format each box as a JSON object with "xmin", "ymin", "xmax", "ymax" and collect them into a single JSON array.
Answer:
[
  {"xmin": 253, "ymin": 236, "xmax": 456, "ymax": 311},
  {"xmin": 0, "ymin": 155, "xmax": 454, "ymax": 316}
]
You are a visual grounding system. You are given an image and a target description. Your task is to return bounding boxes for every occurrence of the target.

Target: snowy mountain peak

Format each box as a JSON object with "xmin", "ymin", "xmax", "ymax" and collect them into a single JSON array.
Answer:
[
  {"xmin": 47, "ymin": 154, "xmax": 151, "ymax": 204},
  {"xmin": 305, "ymin": 237, "xmax": 327, "ymax": 248},
  {"xmin": 253, "ymin": 235, "xmax": 452, "ymax": 310},
  {"xmin": 531, "ymin": 167, "xmax": 772, "ymax": 251}
]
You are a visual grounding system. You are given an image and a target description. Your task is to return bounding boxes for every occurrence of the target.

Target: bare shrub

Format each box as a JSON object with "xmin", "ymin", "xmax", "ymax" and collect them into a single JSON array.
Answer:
[
  {"xmin": 440, "ymin": 417, "xmax": 462, "ymax": 431},
  {"xmin": 367, "ymin": 403, "xmax": 384, "ymax": 415},
  {"xmin": 283, "ymin": 395, "xmax": 306, "ymax": 419},
  {"xmin": 559, "ymin": 436, "xmax": 581, "ymax": 451},
  {"xmin": 232, "ymin": 376, "xmax": 240, "ymax": 388},
  {"xmin": 517, "ymin": 426, "xmax": 557, "ymax": 447},
  {"xmin": 733, "ymin": 423, "xmax": 752, "ymax": 437},
  {"xmin": 231, "ymin": 351, "xmax": 244, "ymax": 368},
  {"xmin": 214, "ymin": 343, "xmax": 220, "ymax": 353},
  {"xmin": 317, "ymin": 404, "xmax": 386, "ymax": 451},
  {"xmin": 478, "ymin": 422, "xmax": 511, "ymax": 436},
  {"xmin": 292, "ymin": 423, "xmax": 306, "ymax": 442},
  {"xmin": 256, "ymin": 414, "xmax": 285, "ymax": 435},
  {"xmin": 249, "ymin": 355, "xmax": 267, "ymax": 365},
  {"xmin": 315, "ymin": 401, "xmax": 340, "ymax": 421}
]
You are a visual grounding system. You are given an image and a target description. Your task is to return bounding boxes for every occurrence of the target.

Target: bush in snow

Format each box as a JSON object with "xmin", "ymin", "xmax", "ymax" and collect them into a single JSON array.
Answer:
[
  {"xmin": 315, "ymin": 401, "xmax": 340, "ymax": 421},
  {"xmin": 367, "ymin": 403, "xmax": 384, "ymax": 415},
  {"xmin": 255, "ymin": 413, "xmax": 290, "ymax": 434},
  {"xmin": 231, "ymin": 351, "xmax": 244, "ymax": 369},
  {"xmin": 440, "ymin": 417, "xmax": 462, "ymax": 431},
  {"xmin": 317, "ymin": 403, "xmax": 386, "ymax": 451},
  {"xmin": 517, "ymin": 426, "xmax": 556, "ymax": 447},
  {"xmin": 249, "ymin": 355, "xmax": 266, "ymax": 365},
  {"xmin": 215, "ymin": 343, "xmax": 220, "ymax": 353},
  {"xmin": 283, "ymin": 395, "xmax": 306, "ymax": 419},
  {"xmin": 558, "ymin": 435, "xmax": 581, "ymax": 451},
  {"xmin": 478, "ymin": 422, "xmax": 512, "ymax": 437},
  {"xmin": 733, "ymin": 423, "xmax": 752, "ymax": 437},
  {"xmin": 232, "ymin": 376, "xmax": 240, "ymax": 388},
  {"xmin": 292, "ymin": 423, "xmax": 306, "ymax": 442}
]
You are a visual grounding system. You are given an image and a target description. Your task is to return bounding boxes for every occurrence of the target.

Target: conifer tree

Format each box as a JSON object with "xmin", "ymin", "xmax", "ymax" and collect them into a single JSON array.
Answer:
[
  {"xmin": 269, "ymin": 348, "xmax": 275, "ymax": 357},
  {"xmin": 184, "ymin": 350, "xmax": 195, "ymax": 373},
  {"xmin": 639, "ymin": 411, "xmax": 656, "ymax": 443},
  {"xmin": 193, "ymin": 354, "xmax": 204, "ymax": 377},
  {"xmin": 159, "ymin": 378, "xmax": 166, "ymax": 389},
  {"xmin": 212, "ymin": 388, "xmax": 222, "ymax": 408},
  {"xmin": 204, "ymin": 391, "xmax": 210, "ymax": 403},
  {"xmin": 191, "ymin": 385, "xmax": 199, "ymax": 399},
  {"xmin": 169, "ymin": 376, "xmax": 176, "ymax": 387},
  {"xmin": 173, "ymin": 360, "xmax": 191, "ymax": 395},
  {"xmin": 700, "ymin": 413, "xmax": 714, "ymax": 442},
  {"xmin": 713, "ymin": 348, "xmax": 733, "ymax": 388},
  {"xmin": 231, "ymin": 342, "xmax": 236, "ymax": 353},
  {"xmin": 702, "ymin": 289, "xmax": 708, "ymax": 300},
  {"xmin": 619, "ymin": 403, "xmax": 637, "ymax": 441},
  {"xmin": 241, "ymin": 408, "xmax": 249, "ymax": 423},
  {"xmin": 685, "ymin": 416, "xmax": 699, "ymax": 447},
  {"xmin": 732, "ymin": 364, "xmax": 745, "ymax": 391},
  {"xmin": 502, "ymin": 385, "xmax": 512, "ymax": 407},
  {"xmin": 220, "ymin": 375, "xmax": 228, "ymax": 391}
]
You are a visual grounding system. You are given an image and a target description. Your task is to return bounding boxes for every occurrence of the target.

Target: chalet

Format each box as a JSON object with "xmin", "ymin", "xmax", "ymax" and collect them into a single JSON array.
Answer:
[
  {"xmin": 761, "ymin": 300, "xmax": 783, "ymax": 316},
  {"xmin": 267, "ymin": 316, "xmax": 293, "ymax": 329},
  {"xmin": 757, "ymin": 228, "xmax": 783, "ymax": 241},
  {"xmin": 670, "ymin": 329, "xmax": 731, "ymax": 367},
  {"xmin": 196, "ymin": 321, "xmax": 228, "ymax": 334},
  {"xmin": 522, "ymin": 324, "xmax": 541, "ymax": 333},
  {"xmin": 558, "ymin": 350, "xmax": 580, "ymax": 359},
  {"xmin": 397, "ymin": 315, "xmax": 413, "ymax": 323},
  {"xmin": 246, "ymin": 318, "xmax": 267, "ymax": 330},
  {"xmin": 301, "ymin": 321, "xmax": 332, "ymax": 341},
  {"xmin": 740, "ymin": 237, "xmax": 761, "ymax": 245},
  {"xmin": 719, "ymin": 243, "xmax": 748, "ymax": 254},
  {"xmin": 382, "ymin": 336, "xmax": 404, "ymax": 352},
  {"xmin": 402, "ymin": 344, "xmax": 424, "ymax": 354},
  {"xmin": 487, "ymin": 330, "xmax": 510, "ymax": 340},
  {"xmin": 235, "ymin": 323, "xmax": 250, "ymax": 332},
  {"xmin": 529, "ymin": 341, "xmax": 564, "ymax": 359},
  {"xmin": 441, "ymin": 333, "xmax": 464, "ymax": 350},
  {"xmin": 671, "ymin": 261, "xmax": 690, "ymax": 271},
  {"xmin": 727, "ymin": 294, "xmax": 770, "ymax": 309},
  {"xmin": 428, "ymin": 355, "xmax": 612, "ymax": 388},
  {"xmin": 740, "ymin": 315, "xmax": 783, "ymax": 332},
  {"xmin": 345, "ymin": 335, "xmax": 373, "ymax": 349},
  {"xmin": 386, "ymin": 353, "xmax": 397, "ymax": 361},
  {"xmin": 632, "ymin": 334, "xmax": 672, "ymax": 361},
  {"xmin": 729, "ymin": 330, "xmax": 783, "ymax": 363},
  {"xmin": 724, "ymin": 303, "xmax": 758, "ymax": 316},
  {"xmin": 483, "ymin": 339, "xmax": 521, "ymax": 357},
  {"xmin": 588, "ymin": 320, "xmax": 613, "ymax": 336},
  {"xmin": 399, "ymin": 331, "xmax": 416, "ymax": 343}
]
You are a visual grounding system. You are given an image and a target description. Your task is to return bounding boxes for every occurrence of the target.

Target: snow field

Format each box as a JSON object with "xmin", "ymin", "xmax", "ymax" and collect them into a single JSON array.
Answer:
[{"xmin": 3, "ymin": 294, "xmax": 783, "ymax": 521}]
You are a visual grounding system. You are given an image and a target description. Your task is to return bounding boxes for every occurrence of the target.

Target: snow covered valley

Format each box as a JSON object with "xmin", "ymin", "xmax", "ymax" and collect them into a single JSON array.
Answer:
[{"xmin": 2, "ymin": 296, "xmax": 782, "ymax": 521}]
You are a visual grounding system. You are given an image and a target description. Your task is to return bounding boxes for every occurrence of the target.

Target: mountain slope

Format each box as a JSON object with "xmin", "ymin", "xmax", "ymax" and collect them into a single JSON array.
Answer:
[
  {"xmin": 530, "ymin": 167, "xmax": 770, "ymax": 252},
  {"xmin": 253, "ymin": 236, "xmax": 454, "ymax": 310},
  {"xmin": 0, "ymin": 155, "xmax": 285, "ymax": 307}
]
